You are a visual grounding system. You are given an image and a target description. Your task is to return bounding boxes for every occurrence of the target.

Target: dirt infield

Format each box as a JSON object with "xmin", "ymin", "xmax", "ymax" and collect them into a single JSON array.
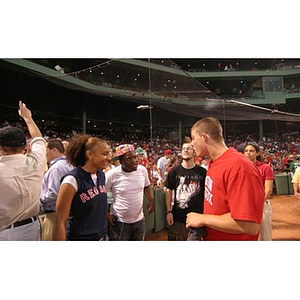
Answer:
[
  {"xmin": 271, "ymin": 194, "xmax": 300, "ymax": 241},
  {"xmin": 145, "ymin": 194, "xmax": 300, "ymax": 241}
]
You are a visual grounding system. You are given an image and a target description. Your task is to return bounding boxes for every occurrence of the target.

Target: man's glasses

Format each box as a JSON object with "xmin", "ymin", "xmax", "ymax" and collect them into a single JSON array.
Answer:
[{"xmin": 182, "ymin": 146, "xmax": 194, "ymax": 151}]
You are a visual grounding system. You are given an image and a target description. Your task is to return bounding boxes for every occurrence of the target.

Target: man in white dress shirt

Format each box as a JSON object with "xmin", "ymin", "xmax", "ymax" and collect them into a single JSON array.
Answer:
[{"xmin": 0, "ymin": 101, "xmax": 46, "ymax": 240}]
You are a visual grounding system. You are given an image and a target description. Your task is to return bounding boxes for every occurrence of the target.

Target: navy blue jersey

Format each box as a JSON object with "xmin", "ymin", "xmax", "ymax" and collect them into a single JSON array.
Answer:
[{"xmin": 64, "ymin": 167, "xmax": 108, "ymax": 241}]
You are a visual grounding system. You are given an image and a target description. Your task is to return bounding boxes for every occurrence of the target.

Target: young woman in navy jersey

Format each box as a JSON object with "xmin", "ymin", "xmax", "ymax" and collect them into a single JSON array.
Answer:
[{"xmin": 54, "ymin": 135, "xmax": 111, "ymax": 241}]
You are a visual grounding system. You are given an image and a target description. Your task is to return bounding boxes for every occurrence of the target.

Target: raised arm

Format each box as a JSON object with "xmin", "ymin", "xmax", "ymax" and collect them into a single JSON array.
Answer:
[{"xmin": 18, "ymin": 100, "xmax": 42, "ymax": 138}]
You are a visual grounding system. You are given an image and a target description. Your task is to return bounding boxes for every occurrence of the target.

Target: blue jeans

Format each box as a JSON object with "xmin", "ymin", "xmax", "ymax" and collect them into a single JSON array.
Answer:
[{"xmin": 109, "ymin": 218, "xmax": 146, "ymax": 241}]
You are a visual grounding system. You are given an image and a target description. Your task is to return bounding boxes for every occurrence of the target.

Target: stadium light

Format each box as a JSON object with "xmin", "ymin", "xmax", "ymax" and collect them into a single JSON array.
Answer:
[{"xmin": 137, "ymin": 105, "xmax": 153, "ymax": 110}]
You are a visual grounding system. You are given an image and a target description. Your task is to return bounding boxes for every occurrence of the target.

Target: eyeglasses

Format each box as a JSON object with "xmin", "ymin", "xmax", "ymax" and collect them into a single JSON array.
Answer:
[{"xmin": 182, "ymin": 146, "xmax": 194, "ymax": 151}]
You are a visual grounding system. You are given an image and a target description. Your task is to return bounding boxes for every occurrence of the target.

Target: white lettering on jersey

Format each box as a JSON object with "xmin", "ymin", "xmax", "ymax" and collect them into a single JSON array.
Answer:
[{"xmin": 205, "ymin": 176, "xmax": 213, "ymax": 206}]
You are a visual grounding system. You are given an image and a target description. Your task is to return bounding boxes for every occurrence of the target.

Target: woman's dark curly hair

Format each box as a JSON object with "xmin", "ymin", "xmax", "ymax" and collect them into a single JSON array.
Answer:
[{"xmin": 66, "ymin": 134, "xmax": 106, "ymax": 167}]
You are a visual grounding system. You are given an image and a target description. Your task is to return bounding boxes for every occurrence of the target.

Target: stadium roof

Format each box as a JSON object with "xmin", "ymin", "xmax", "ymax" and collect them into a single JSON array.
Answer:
[{"xmin": 1, "ymin": 58, "xmax": 300, "ymax": 122}]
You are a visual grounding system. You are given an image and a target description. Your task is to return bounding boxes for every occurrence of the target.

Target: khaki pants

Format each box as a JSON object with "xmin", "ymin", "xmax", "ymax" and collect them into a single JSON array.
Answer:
[
  {"xmin": 40, "ymin": 212, "xmax": 56, "ymax": 241},
  {"xmin": 259, "ymin": 200, "xmax": 272, "ymax": 241},
  {"xmin": 0, "ymin": 219, "xmax": 40, "ymax": 241}
]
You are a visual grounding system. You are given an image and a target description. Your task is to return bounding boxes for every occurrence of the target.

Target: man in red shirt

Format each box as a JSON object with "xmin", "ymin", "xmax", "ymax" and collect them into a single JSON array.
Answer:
[
  {"xmin": 186, "ymin": 117, "xmax": 265, "ymax": 241},
  {"xmin": 136, "ymin": 147, "xmax": 151, "ymax": 181}
]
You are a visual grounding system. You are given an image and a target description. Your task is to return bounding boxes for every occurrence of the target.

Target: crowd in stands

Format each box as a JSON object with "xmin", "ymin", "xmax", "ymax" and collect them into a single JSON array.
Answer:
[
  {"xmin": 225, "ymin": 131, "xmax": 300, "ymax": 174},
  {"xmin": 2, "ymin": 118, "xmax": 299, "ymax": 178}
]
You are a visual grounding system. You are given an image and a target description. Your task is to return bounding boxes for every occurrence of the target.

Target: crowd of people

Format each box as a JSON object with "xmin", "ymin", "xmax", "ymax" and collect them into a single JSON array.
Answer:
[
  {"xmin": 1, "ymin": 116, "xmax": 300, "ymax": 176},
  {"xmin": 1, "ymin": 102, "xmax": 300, "ymax": 241}
]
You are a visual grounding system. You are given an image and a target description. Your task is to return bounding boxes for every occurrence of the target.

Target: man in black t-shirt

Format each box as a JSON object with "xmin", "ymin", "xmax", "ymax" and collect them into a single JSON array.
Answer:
[{"xmin": 165, "ymin": 140, "xmax": 206, "ymax": 241}]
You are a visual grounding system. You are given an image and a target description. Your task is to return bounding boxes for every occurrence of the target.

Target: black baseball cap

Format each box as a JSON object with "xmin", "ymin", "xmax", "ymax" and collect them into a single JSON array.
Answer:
[
  {"xmin": 0, "ymin": 126, "xmax": 26, "ymax": 147},
  {"xmin": 236, "ymin": 143, "xmax": 245, "ymax": 153}
]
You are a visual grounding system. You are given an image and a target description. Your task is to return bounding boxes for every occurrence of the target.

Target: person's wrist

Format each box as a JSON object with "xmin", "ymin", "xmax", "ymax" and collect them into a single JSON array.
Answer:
[
  {"xmin": 23, "ymin": 117, "xmax": 33, "ymax": 123},
  {"xmin": 166, "ymin": 210, "xmax": 172, "ymax": 214}
]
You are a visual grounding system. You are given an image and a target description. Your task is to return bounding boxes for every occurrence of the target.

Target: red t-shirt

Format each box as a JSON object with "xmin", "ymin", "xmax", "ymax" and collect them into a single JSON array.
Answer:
[
  {"xmin": 255, "ymin": 161, "xmax": 274, "ymax": 184},
  {"xmin": 204, "ymin": 148, "xmax": 265, "ymax": 241},
  {"xmin": 138, "ymin": 158, "xmax": 151, "ymax": 175}
]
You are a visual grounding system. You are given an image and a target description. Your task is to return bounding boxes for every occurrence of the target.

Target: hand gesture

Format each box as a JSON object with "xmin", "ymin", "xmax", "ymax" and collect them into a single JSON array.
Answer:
[
  {"xmin": 18, "ymin": 100, "xmax": 32, "ymax": 121},
  {"xmin": 17, "ymin": 100, "xmax": 42, "ymax": 139}
]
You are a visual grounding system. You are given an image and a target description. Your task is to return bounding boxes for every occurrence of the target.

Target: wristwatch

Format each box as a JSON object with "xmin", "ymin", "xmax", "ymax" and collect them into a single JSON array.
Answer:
[{"xmin": 166, "ymin": 210, "xmax": 172, "ymax": 214}]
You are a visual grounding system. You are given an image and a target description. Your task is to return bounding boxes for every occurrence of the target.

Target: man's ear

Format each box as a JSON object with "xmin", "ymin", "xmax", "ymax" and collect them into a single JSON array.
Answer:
[{"xmin": 201, "ymin": 133, "xmax": 208, "ymax": 142}]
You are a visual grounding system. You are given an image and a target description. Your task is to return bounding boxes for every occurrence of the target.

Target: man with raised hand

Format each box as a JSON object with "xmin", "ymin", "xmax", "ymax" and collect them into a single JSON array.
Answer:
[{"xmin": 0, "ymin": 101, "xmax": 46, "ymax": 240}]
